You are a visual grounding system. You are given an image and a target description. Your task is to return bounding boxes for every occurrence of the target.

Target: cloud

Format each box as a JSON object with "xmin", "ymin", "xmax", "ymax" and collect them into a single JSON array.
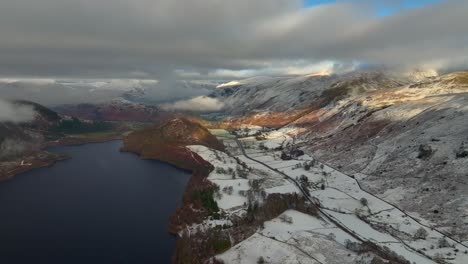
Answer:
[
  {"xmin": 0, "ymin": 0, "xmax": 466, "ymax": 80},
  {"xmin": 0, "ymin": 99, "xmax": 36, "ymax": 123},
  {"xmin": 162, "ymin": 96, "xmax": 225, "ymax": 112},
  {"xmin": 0, "ymin": 78, "xmax": 217, "ymax": 106}
]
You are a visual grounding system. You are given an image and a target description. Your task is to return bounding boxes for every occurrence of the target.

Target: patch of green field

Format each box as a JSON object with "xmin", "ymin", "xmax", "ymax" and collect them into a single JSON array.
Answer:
[
  {"xmin": 68, "ymin": 130, "xmax": 122, "ymax": 139},
  {"xmin": 209, "ymin": 129, "xmax": 235, "ymax": 139}
]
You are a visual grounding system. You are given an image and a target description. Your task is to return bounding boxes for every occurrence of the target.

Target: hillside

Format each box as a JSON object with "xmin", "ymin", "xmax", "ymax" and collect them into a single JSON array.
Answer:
[
  {"xmin": 180, "ymin": 70, "xmax": 468, "ymax": 264},
  {"xmin": 122, "ymin": 117, "xmax": 223, "ymax": 170},
  {"xmin": 54, "ymin": 100, "xmax": 174, "ymax": 124},
  {"xmin": 213, "ymin": 70, "xmax": 468, "ymax": 252},
  {"xmin": 0, "ymin": 100, "xmax": 65, "ymax": 161},
  {"xmin": 212, "ymin": 71, "xmax": 413, "ymax": 117},
  {"xmin": 290, "ymin": 72, "xmax": 468, "ymax": 241}
]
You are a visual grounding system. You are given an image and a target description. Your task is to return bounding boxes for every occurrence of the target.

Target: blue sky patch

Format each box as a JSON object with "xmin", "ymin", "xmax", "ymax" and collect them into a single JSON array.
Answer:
[{"xmin": 303, "ymin": 0, "xmax": 443, "ymax": 16}]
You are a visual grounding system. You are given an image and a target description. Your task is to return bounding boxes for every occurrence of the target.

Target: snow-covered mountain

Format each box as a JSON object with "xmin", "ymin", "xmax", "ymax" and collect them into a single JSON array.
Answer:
[
  {"xmin": 287, "ymin": 71, "xmax": 468, "ymax": 241},
  {"xmin": 211, "ymin": 70, "xmax": 416, "ymax": 115},
  {"xmin": 212, "ymin": 70, "xmax": 468, "ymax": 254},
  {"xmin": 179, "ymin": 70, "xmax": 468, "ymax": 264},
  {"xmin": 0, "ymin": 78, "xmax": 218, "ymax": 107},
  {"xmin": 54, "ymin": 100, "xmax": 174, "ymax": 123}
]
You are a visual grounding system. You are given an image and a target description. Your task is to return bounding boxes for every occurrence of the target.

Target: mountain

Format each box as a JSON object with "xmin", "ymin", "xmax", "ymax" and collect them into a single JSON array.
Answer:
[
  {"xmin": 0, "ymin": 100, "xmax": 63, "ymax": 161},
  {"xmin": 54, "ymin": 100, "xmax": 174, "ymax": 124},
  {"xmin": 0, "ymin": 78, "xmax": 218, "ymax": 107},
  {"xmin": 212, "ymin": 71, "xmax": 413, "ymax": 116},
  {"xmin": 215, "ymin": 70, "xmax": 468, "ymax": 243},
  {"xmin": 288, "ymin": 71, "xmax": 468, "ymax": 238},
  {"xmin": 0, "ymin": 100, "xmax": 117, "ymax": 161},
  {"xmin": 0, "ymin": 79, "xmax": 125, "ymax": 106}
]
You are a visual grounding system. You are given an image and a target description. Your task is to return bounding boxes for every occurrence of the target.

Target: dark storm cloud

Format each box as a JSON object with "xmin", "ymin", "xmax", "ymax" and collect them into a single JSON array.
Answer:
[{"xmin": 0, "ymin": 0, "xmax": 466, "ymax": 78}]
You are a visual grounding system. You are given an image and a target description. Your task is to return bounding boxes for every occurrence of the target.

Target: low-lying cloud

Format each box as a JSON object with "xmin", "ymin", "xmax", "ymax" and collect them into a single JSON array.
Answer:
[
  {"xmin": 0, "ymin": 99, "xmax": 36, "ymax": 123},
  {"xmin": 162, "ymin": 96, "xmax": 224, "ymax": 112},
  {"xmin": 0, "ymin": 79, "xmax": 216, "ymax": 106}
]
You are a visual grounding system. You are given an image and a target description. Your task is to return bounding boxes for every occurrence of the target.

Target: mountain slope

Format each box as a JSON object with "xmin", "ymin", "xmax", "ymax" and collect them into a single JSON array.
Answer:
[
  {"xmin": 54, "ymin": 100, "xmax": 174, "ymax": 123},
  {"xmin": 211, "ymin": 70, "xmax": 468, "ymax": 245},
  {"xmin": 263, "ymin": 71, "xmax": 468, "ymax": 242},
  {"xmin": 123, "ymin": 117, "xmax": 224, "ymax": 154},
  {"xmin": 0, "ymin": 100, "xmax": 117, "ymax": 161},
  {"xmin": 212, "ymin": 71, "xmax": 413, "ymax": 116}
]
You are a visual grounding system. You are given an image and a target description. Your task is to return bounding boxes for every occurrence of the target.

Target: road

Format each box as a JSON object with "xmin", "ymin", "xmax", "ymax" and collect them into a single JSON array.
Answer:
[{"xmin": 234, "ymin": 138, "xmax": 437, "ymax": 264}]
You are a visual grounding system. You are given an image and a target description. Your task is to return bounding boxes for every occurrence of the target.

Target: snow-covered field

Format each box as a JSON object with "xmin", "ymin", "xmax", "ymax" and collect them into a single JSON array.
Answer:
[
  {"xmin": 217, "ymin": 128, "xmax": 468, "ymax": 264},
  {"xmin": 217, "ymin": 210, "xmax": 363, "ymax": 264},
  {"xmin": 184, "ymin": 127, "xmax": 468, "ymax": 263}
]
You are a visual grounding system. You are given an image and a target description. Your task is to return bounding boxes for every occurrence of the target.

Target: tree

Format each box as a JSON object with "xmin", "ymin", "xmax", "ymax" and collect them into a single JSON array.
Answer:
[
  {"xmin": 215, "ymin": 167, "xmax": 226, "ymax": 174},
  {"xmin": 414, "ymin": 227, "xmax": 428, "ymax": 240},
  {"xmin": 438, "ymin": 237, "xmax": 450, "ymax": 248},
  {"xmin": 279, "ymin": 214, "xmax": 293, "ymax": 224},
  {"xmin": 370, "ymin": 257, "xmax": 386, "ymax": 264},
  {"xmin": 360, "ymin": 197, "xmax": 368, "ymax": 206},
  {"xmin": 257, "ymin": 256, "xmax": 266, "ymax": 264}
]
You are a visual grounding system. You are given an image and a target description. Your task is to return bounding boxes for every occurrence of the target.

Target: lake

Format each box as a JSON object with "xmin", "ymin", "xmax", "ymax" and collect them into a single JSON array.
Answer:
[{"xmin": 0, "ymin": 140, "xmax": 191, "ymax": 264}]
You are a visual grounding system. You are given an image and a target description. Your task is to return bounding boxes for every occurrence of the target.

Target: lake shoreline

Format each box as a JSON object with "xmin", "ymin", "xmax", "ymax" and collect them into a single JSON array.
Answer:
[
  {"xmin": 119, "ymin": 143, "xmax": 215, "ymax": 235},
  {"xmin": 0, "ymin": 151, "xmax": 70, "ymax": 182},
  {"xmin": 0, "ymin": 133, "xmax": 216, "ymax": 263},
  {"xmin": 0, "ymin": 141, "xmax": 190, "ymax": 264},
  {"xmin": 0, "ymin": 135, "xmax": 123, "ymax": 181}
]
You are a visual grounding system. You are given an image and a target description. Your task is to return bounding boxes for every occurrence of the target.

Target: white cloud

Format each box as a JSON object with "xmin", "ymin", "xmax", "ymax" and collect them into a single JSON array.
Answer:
[
  {"xmin": 0, "ymin": 100, "xmax": 35, "ymax": 123},
  {"xmin": 162, "ymin": 96, "xmax": 224, "ymax": 112}
]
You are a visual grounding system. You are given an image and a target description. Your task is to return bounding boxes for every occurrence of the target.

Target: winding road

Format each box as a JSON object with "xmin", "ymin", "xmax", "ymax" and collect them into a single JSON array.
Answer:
[{"xmin": 234, "ymin": 138, "xmax": 438, "ymax": 264}]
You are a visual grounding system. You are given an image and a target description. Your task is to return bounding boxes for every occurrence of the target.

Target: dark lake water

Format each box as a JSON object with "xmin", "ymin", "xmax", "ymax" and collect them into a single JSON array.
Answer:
[{"xmin": 0, "ymin": 140, "xmax": 191, "ymax": 264}]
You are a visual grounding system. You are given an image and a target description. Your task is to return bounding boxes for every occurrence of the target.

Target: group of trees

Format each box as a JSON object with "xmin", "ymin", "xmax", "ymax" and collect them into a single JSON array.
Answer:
[
  {"xmin": 215, "ymin": 166, "xmax": 237, "ymax": 179},
  {"xmin": 192, "ymin": 188, "xmax": 219, "ymax": 214},
  {"xmin": 244, "ymin": 193, "xmax": 318, "ymax": 226},
  {"xmin": 292, "ymin": 160, "xmax": 319, "ymax": 171},
  {"xmin": 222, "ymin": 186, "xmax": 234, "ymax": 195},
  {"xmin": 214, "ymin": 159, "xmax": 251, "ymax": 179}
]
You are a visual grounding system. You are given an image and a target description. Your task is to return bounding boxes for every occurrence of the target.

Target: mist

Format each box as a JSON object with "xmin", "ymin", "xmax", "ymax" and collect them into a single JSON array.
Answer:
[
  {"xmin": 0, "ymin": 99, "xmax": 36, "ymax": 123},
  {"xmin": 162, "ymin": 96, "xmax": 225, "ymax": 112},
  {"xmin": 0, "ymin": 78, "xmax": 217, "ymax": 106}
]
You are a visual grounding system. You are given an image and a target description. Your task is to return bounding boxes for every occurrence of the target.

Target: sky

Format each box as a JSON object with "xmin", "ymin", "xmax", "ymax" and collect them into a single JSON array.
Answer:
[
  {"xmin": 304, "ymin": 0, "xmax": 443, "ymax": 16},
  {"xmin": 0, "ymin": 0, "xmax": 466, "ymax": 81}
]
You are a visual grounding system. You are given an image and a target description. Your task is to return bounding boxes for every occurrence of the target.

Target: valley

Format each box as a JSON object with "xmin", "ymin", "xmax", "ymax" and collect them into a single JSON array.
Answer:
[
  {"xmin": 1, "ymin": 1, "xmax": 467, "ymax": 263},
  {"xmin": 1, "ymin": 69, "xmax": 467, "ymax": 264}
]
